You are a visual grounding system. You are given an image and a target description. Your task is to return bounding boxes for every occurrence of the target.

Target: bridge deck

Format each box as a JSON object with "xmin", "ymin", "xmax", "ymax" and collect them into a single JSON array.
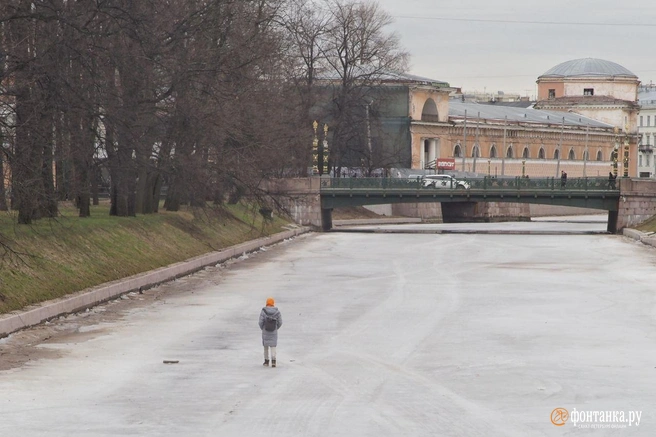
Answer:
[{"xmin": 320, "ymin": 177, "xmax": 620, "ymax": 210}]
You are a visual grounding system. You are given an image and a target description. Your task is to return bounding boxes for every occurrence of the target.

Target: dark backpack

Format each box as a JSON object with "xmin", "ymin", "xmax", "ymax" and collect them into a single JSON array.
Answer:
[{"xmin": 264, "ymin": 313, "xmax": 277, "ymax": 332}]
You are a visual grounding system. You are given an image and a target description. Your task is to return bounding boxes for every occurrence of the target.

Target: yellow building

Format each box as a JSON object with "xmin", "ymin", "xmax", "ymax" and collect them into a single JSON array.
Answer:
[{"xmin": 403, "ymin": 58, "xmax": 638, "ymax": 177}]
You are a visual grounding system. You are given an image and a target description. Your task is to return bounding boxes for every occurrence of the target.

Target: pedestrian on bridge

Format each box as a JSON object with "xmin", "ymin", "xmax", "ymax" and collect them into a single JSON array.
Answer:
[
  {"xmin": 259, "ymin": 297, "xmax": 283, "ymax": 367},
  {"xmin": 560, "ymin": 171, "xmax": 567, "ymax": 188},
  {"xmin": 609, "ymin": 172, "xmax": 617, "ymax": 189}
]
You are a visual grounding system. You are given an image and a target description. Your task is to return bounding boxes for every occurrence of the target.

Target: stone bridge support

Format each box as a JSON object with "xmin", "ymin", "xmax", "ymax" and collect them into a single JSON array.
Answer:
[
  {"xmin": 615, "ymin": 178, "xmax": 656, "ymax": 232},
  {"xmin": 441, "ymin": 201, "xmax": 531, "ymax": 223},
  {"xmin": 261, "ymin": 177, "xmax": 326, "ymax": 229}
]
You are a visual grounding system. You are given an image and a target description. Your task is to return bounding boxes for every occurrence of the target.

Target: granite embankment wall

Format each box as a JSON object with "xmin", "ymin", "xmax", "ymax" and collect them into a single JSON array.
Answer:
[{"xmin": 0, "ymin": 227, "xmax": 310, "ymax": 338}]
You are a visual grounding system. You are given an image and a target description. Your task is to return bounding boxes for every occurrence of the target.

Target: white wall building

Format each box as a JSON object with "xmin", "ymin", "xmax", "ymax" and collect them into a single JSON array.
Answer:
[{"xmin": 638, "ymin": 84, "xmax": 656, "ymax": 177}]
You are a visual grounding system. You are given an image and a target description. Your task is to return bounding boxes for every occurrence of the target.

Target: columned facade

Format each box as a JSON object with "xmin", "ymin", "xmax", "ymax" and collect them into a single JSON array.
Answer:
[
  {"xmin": 409, "ymin": 116, "xmax": 617, "ymax": 178},
  {"xmin": 534, "ymin": 58, "xmax": 640, "ymax": 176}
]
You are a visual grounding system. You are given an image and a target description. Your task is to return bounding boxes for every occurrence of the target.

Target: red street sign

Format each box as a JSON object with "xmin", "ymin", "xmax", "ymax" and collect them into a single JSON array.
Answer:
[{"xmin": 436, "ymin": 158, "xmax": 456, "ymax": 170}]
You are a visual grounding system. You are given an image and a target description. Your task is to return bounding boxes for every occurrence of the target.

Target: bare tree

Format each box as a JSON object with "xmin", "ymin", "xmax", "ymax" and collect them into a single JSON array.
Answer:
[{"xmin": 318, "ymin": 0, "xmax": 408, "ymax": 173}]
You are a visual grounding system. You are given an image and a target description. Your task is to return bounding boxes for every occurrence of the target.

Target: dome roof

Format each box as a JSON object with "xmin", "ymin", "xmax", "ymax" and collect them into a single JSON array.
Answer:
[{"xmin": 539, "ymin": 58, "xmax": 637, "ymax": 79}]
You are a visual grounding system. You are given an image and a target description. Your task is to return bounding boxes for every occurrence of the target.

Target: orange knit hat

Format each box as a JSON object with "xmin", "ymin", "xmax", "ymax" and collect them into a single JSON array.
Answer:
[{"xmin": 266, "ymin": 297, "xmax": 275, "ymax": 307}]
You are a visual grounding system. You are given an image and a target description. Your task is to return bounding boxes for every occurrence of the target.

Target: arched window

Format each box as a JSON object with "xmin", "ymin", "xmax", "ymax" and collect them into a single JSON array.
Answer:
[
  {"xmin": 538, "ymin": 148, "xmax": 545, "ymax": 159},
  {"xmin": 490, "ymin": 145, "xmax": 497, "ymax": 158},
  {"xmin": 472, "ymin": 145, "xmax": 480, "ymax": 158},
  {"xmin": 583, "ymin": 150, "xmax": 589, "ymax": 161},
  {"xmin": 596, "ymin": 150, "xmax": 603, "ymax": 161},
  {"xmin": 454, "ymin": 144, "xmax": 462, "ymax": 158},
  {"xmin": 522, "ymin": 147, "xmax": 530, "ymax": 159},
  {"xmin": 568, "ymin": 148, "xmax": 576, "ymax": 160},
  {"xmin": 506, "ymin": 146, "xmax": 514, "ymax": 158},
  {"xmin": 421, "ymin": 99, "xmax": 439, "ymax": 122},
  {"xmin": 554, "ymin": 149, "xmax": 560, "ymax": 160}
]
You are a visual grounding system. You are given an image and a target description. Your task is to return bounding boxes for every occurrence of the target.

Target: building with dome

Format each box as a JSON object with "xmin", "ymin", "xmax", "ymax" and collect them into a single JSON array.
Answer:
[
  {"xmin": 534, "ymin": 58, "xmax": 639, "ymax": 176},
  {"xmin": 315, "ymin": 59, "xmax": 633, "ymax": 180}
]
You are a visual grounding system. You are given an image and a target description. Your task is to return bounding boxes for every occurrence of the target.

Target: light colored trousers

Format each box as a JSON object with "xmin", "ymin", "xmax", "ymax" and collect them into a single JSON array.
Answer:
[{"xmin": 264, "ymin": 346, "xmax": 277, "ymax": 360}]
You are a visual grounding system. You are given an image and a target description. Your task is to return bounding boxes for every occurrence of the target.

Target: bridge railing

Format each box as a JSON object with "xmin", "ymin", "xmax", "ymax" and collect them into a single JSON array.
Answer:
[{"xmin": 321, "ymin": 177, "xmax": 618, "ymax": 192}]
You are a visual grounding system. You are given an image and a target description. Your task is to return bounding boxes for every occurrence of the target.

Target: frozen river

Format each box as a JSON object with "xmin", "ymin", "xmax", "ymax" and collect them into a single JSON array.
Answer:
[{"xmin": 1, "ymin": 218, "xmax": 656, "ymax": 436}]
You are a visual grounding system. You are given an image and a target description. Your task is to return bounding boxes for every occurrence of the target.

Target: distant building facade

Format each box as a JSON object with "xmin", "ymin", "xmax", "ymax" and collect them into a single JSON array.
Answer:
[
  {"xmin": 533, "ymin": 58, "xmax": 640, "ymax": 176},
  {"xmin": 317, "ymin": 58, "xmax": 638, "ymax": 179},
  {"xmin": 638, "ymin": 84, "xmax": 656, "ymax": 177},
  {"xmin": 373, "ymin": 73, "xmax": 619, "ymax": 178}
]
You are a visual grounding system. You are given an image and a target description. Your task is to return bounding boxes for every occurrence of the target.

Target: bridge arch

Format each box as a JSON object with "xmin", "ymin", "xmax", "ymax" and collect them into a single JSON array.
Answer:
[{"xmin": 421, "ymin": 98, "xmax": 439, "ymax": 122}]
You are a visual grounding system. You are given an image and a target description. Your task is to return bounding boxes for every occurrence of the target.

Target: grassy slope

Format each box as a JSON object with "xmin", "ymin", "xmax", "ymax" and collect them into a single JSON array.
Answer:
[
  {"xmin": 636, "ymin": 215, "xmax": 656, "ymax": 233},
  {"xmin": 0, "ymin": 202, "xmax": 290, "ymax": 314}
]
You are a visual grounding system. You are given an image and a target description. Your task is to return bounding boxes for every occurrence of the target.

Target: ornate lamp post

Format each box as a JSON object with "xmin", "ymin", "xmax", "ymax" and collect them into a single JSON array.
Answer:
[
  {"xmin": 322, "ymin": 124, "xmax": 329, "ymax": 176},
  {"xmin": 612, "ymin": 127, "xmax": 619, "ymax": 178},
  {"xmin": 623, "ymin": 130, "xmax": 630, "ymax": 178},
  {"xmin": 311, "ymin": 120, "xmax": 319, "ymax": 175}
]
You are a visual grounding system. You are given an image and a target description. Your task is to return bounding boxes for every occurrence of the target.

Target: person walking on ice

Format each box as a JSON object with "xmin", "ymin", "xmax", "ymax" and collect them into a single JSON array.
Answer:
[{"xmin": 259, "ymin": 297, "xmax": 282, "ymax": 367}]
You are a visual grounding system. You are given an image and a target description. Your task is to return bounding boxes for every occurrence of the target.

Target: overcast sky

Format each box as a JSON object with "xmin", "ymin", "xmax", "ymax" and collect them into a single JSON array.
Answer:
[{"xmin": 375, "ymin": 0, "xmax": 656, "ymax": 98}]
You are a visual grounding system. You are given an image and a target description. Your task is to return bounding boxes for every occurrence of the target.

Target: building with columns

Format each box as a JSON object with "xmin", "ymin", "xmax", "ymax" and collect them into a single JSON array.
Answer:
[
  {"xmin": 427, "ymin": 101, "xmax": 616, "ymax": 178},
  {"xmin": 318, "ymin": 58, "xmax": 639, "ymax": 178},
  {"xmin": 532, "ymin": 58, "xmax": 639, "ymax": 177},
  {"xmin": 638, "ymin": 84, "xmax": 656, "ymax": 177}
]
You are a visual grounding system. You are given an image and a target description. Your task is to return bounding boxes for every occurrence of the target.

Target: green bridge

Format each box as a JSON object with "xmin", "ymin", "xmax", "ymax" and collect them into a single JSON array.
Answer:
[
  {"xmin": 264, "ymin": 177, "xmax": 654, "ymax": 233},
  {"xmin": 320, "ymin": 177, "xmax": 619, "ymax": 210},
  {"xmin": 318, "ymin": 176, "xmax": 621, "ymax": 231}
]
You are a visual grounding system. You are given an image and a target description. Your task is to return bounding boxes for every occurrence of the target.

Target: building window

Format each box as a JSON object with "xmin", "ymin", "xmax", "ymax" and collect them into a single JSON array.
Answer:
[
  {"xmin": 649, "ymin": 116, "xmax": 651, "ymax": 127},
  {"xmin": 538, "ymin": 148, "xmax": 545, "ymax": 159},
  {"xmin": 548, "ymin": 89, "xmax": 556, "ymax": 99},
  {"xmin": 596, "ymin": 150, "xmax": 603, "ymax": 161},
  {"xmin": 506, "ymin": 146, "xmax": 514, "ymax": 158},
  {"xmin": 647, "ymin": 154, "xmax": 651, "ymax": 167},
  {"xmin": 640, "ymin": 116, "xmax": 644, "ymax": 127},
  {"xmin": 472, "ymin": 145, "xmax": 480, "ymax": 158},
  {"xmin": 583, "ymin": 150, "xmax": 589, "ymax": 161},
  {"xmin": 583, "ymin": 88, "xmax": 594, "ymax": 96},
  {"xmin": 522, "ymin": 147, "xmax": 530, "ymax": 159},
  {"xmin": 554, "ymin": 149, "xmax": 560, "ymax": 160},
  {"xmin": 454, "ymin": 144, "xmax": 462, "ymax": 158},
  {"xmin": 568, "ymin": 148, "xmax": 576, "ymax": 160},
  {"xmin": 490, "ymin": 145, "xmax": 497, "ymax": 158},
  {"xmin": 640, "ymin": 155, "xmax": 643, "ymax": 166}
]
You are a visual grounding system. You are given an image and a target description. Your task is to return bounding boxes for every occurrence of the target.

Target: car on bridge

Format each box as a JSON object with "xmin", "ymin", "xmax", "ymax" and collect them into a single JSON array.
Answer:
[{"xmin": 422, "ymin": 174, "xmax": 470, "ymax": 190}]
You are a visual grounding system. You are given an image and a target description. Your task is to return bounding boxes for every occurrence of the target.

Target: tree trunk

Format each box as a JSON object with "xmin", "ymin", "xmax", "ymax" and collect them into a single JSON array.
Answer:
[{"xmin": 0, "ymin": 148, "xmax": 7, "ymax": 212}]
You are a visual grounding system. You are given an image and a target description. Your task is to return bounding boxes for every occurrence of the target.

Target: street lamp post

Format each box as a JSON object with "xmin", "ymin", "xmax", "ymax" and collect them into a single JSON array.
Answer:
[
  {"xmin": 612, "ymin": 127, "xmax": 619, "ymax": 178},
  {"xmin": 312, "ymin": 120, "xmax": 319, "ymax": 175},
  {"xmin": 323, "ymin": 124, "xmax": 329, "ymax": 176},
  {"xmin": 623, "ymin": 132, "xmax": 630, "ymax": 178}
]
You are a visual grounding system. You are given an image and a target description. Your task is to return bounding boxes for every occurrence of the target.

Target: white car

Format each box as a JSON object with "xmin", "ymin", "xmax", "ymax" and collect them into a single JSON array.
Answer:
[{"xmin": 422, "ymin": 174, "xmax": 470, "ymax": 190}]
